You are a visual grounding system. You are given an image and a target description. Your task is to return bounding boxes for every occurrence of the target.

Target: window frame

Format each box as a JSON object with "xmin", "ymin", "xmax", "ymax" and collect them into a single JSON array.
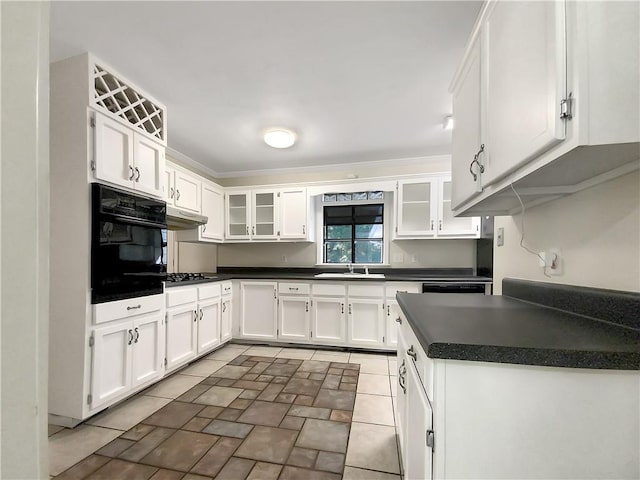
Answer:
[{"xmin": 315, "ymin": 194, "xmax": 392, "ymax": 266}]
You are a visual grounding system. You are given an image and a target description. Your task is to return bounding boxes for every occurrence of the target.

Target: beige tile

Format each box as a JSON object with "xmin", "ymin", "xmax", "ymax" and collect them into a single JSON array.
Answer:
[
  {"xmin": 357, "ymin": 373, "xmax": 391, "ymax": 396},
  {"xmin": 86, "ymin": 395, "xmax": 171, "ymax": 431},
  {"xmin": 349, "ymin": 352, "xmax": 390, "ymax": 361},
  {"xmin": 145, "ymin": 374, "xmax": 204, "ymax": 399},
  {"xmin": 49, "ymin": 425, "xmax": 121, "ymax": 476},
  {"xmin": 180, "ymin": 359, "xmax": 227, "ymax": 377},
  {"xmin": 194, "ymin": 385, "xmax": 244, "ymax": 407},
  {"xmin": 352, "ymin": 394, "xmax": 395, "ymax": 426},
  {"xmin": 276, "ymin": 348, "xmax": 316, "ymax": 360},
  {"xmin": 244, "ymin": 346, "xmax": 283, "ymax": 357},
  {"xmin": 345, "ymin": 422, "xmax": 400, "ymax": 474},
  {"xmin": 390, "ymin": 376, "xmax": 397, "ymax": 397},
  {"xmin": 206, "ymin": 345, "xmax": 244, "ymax": 361},
  {"xmin": 48, "ymin": 424, "xmax": 65, "ymax": 437},
  {"xmin": 388, "ymin": 358, "xmax": 398, "ymax": 376},
  {"xmin": 311, "ymin": 351, "xmax": 350, "ymax": 362},
  {"xmin": 353, "ymin": 358, "xmax": 389, "ymax": 375},
  {"xmin": 343, "ymin": 466, "xmax": 401, "ymax": 480}
]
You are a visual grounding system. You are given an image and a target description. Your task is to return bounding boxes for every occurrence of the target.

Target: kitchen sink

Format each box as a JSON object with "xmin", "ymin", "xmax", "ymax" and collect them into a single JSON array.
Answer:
[{"xmin": 314, "ymin": 272, "xmax": 385, "ymax": 279}]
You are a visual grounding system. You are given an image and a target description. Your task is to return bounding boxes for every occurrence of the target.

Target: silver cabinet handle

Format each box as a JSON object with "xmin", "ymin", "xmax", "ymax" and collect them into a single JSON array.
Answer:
[
  {"xmin": 398, "ymin": 360, "xmax": 407, "ymax": 394},
  {"xmin": 246, "ymin": 225, "xmax": 249, "ymax": 235},
  {"xmin": 134, "ymin": 167, "xmax": 140, "ymax": 182},
  {"xmin": 407, "ymin": 345, "xmax": 417, "ymax": 361},
  {"xmin": 348, "ymin": 304, "xmax": 352, "ymax": 315},
  {"xmin": 252, "ymin": 226, "xmax": 255, "ymax": 235},
  {"xmin": 170, "ymin": 187, "xmax": 175, "ymax": 199},
  {"xmin": 305, "ymin": 301, "xmax": 309, "ymax": 312},
  {"xmin": 289, "ymin": 287, "xmax": 299, "ymax": 291},
  {"xmin": 469, "ymin": 144, "xmax": 485, "ymax": 181},
  {"xmin": 199, "ymin": 309, "xmax": 204, "ymax": 320},
  {"xmin": 439, "ymin": 220, "xmax": 442, "ymax": 230},
  {"xmin": 127, "ymin": 329, "xmax": 133, "ymax": 345},
  {"xmin": 176, "ymin": 189, "xmax": 181, "ymax": 201},
  {"xmin": 387, "ymin": 305, "xmax": 390, "ymax": 316},
  {"xmin": 395, "ymin": 316, "xmax": 402, "ymax": 324},
  {"xmin": 202, "ymin": 224, "xmax": 206, "ymax": 232},
  {"xmin": 193, "ymin": 310, "xmax": 198, "ymax": 323},
  {"xmin": 431, "ymin": 220, "xmax": 434, "ymax": 230},
  {"xmin": 127, "ymin": 304, "xmax": 142, "ymax": 311},
  {"xmin": 128, "ymin": 165, "xmax": 135, "ymax": 180},
  {"xmin": 134, "ymin": 327, "xmax": 139, "ymax": 343},
  {"xmin": 341, "ymin": 303, "xmax": 344, "ymax": 314},
  {"xmin": 302, "ymin": 224, "xmax": 306, "ymax": 235},
  {"xmin": 222, "ymin": 301, "xmax": 227, "ymax": 312}
]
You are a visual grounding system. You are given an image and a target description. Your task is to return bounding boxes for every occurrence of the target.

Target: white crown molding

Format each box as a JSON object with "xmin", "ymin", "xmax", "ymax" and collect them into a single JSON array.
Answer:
[
  {"xmin": 213, "ymin": 154, "xmax": 452, "ymax": 179},
  {"xmin": 165, "ymin": 147, "xmax": 222, "ymax": 180}
]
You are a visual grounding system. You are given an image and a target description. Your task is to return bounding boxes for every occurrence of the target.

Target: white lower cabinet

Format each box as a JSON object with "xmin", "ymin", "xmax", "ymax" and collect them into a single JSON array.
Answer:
[
  {"xmin": 165, "ymin": 287, "xmax": 198, "ymax": 371},
  {"xmin": 240, "ymin": 282, "xmax": 277, "ymax": 339},
  {"xmin": 347, "ymin": 284, "xmax": 385, "ymax": 347},
  {"xmin": 91, "ymin": 310, "xmax": 163, "ymax": 410},
  {"xmin": 278, "ymin": 283, "xmax": 311, "ymax": 341},
  {"xmin": 220, "ymin": 282, "xmax": 233, "ymax": 342},
  {"xmin": 405, "ymin": 354, "xmax": 433, "ymax": 480},
  {"xmin": 385, "ymin": 299, "xmax": 400, "ymax": 347},
  {"xmin": 311, "ymin": 297, "xmax": 346, "ymax": 344}
]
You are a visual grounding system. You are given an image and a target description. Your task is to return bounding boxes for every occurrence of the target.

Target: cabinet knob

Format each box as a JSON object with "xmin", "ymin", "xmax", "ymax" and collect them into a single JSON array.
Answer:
[{"xmin": 395, "ymin": 316, "xmax": 402, "ymax": 324}]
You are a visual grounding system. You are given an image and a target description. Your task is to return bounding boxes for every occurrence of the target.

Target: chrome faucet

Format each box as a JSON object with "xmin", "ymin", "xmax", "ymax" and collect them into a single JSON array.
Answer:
[{"xmin": 364, "ymin": 266, "xmax": 369, "ymax": 275}]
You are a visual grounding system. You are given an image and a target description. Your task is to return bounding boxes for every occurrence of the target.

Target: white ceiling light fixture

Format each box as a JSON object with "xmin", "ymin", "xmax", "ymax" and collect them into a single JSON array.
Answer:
[
  {"xmin": 443, "ymin": 115, "xmax": 454, "ymax": 130},
  {"xmin": 263, "ymin": 128, "xmax": 297, "ymax": 149}
]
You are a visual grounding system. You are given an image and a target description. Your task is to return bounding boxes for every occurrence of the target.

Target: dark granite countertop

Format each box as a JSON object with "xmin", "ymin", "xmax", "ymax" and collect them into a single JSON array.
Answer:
[
  {"xmin": 164, "ymin": 267, "xmax": 492, "ymax": 287},
  {"xmin": 396, "ymin": 280, "xmax": 640, "ymax": 370}
]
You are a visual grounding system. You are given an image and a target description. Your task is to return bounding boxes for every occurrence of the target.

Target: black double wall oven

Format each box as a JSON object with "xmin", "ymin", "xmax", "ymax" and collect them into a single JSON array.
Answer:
[{"xmin": 91, "ymin": 183, "xmax": 167, "ymax": 304}]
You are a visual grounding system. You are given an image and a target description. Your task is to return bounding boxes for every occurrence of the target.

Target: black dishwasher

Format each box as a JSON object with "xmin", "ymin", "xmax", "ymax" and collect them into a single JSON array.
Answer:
[{"xmin": 422, "ymin": 282, "xmax": 488, "ymax": 294}]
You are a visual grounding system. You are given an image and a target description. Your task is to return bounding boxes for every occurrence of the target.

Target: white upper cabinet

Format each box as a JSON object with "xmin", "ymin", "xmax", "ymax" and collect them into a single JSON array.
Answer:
[
  {"xmin": 279, "ymin": 188, "xmax": 308, "ymax": 239},
  {"xmin": 200, "ymin": 182, "xmax": 225, "ymax": 241},
  {"xmin": 93, "ymin": 113, "xmax": 166, "ymax": 199},
  {"xmin": 481, "ymin": 0, "xmax": 566, "ymax": 187},
  {"xmin": 252, "ymin": 190, "xmax": 279, "ymax": 239},
  {"xmin": 450, "ymin": 0, "xmax": 639, "ymax": 215},
  {"xmin": 226, "ymin": 191, "xmax": 252, "ymax": 239},
  {"xmin": 173, "ymin": 168, "xmax": 201, "ymax": 213},
  {"xmin": 396, "ymin": 178, "xmax": 438, "ymax": 237},
  {"xmin": 396, "ymin": 176, "xmax": 479, "ymax": 239}
]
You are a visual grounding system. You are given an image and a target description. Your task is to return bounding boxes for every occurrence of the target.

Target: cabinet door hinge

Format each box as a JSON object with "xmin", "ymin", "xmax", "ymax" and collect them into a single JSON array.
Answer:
[
  {"xmin": 277, "ymin": 328, "xmax": 279, "ymax": 336},
  {"xmin": 560, "ymin": 93, "xmax": 573, "ymax": 120},
  {"xmin": 277, "ymin": 192, "xmax": 281, "ymax": 198},
  {"xmin": 89, "ymin": 116, "xmax": 96, "ymax": 128},
  {"xmin": 383, "ymin": 336, "xmax": 385, "ymax": 343},
  {"xmin": 426, "ymin": 429, "xmax": 435, "ymax": 450},
  {"xmin": 395, "ymin": 226, "xmax": 398, "ymax": 233},
  {"xmin": 310, "ymin": 331, "xmax": 313, "ymax": 338},
  {"xmin": 164, "ymin": 357, "xmax": 167, "ymax": 367},
  {"xmin": 87, "ymin": 394, "xmax": 93, "ymax": 405},
  {"xmin": 88, "ymin": 335, "xmax": 94, "ymax": 347}
]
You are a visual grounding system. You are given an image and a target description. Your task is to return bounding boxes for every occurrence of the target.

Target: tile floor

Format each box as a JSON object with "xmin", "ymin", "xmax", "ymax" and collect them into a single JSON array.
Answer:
[{"xmin": 49, "ymin": 344, "xmax": 400, "ymax": 480}]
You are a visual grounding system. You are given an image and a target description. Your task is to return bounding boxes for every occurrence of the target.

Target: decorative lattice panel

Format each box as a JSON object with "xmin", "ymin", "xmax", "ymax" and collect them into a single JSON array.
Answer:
[{"xmin": 93, "ymin": 64, "xmax": 165, "ymax": 141}]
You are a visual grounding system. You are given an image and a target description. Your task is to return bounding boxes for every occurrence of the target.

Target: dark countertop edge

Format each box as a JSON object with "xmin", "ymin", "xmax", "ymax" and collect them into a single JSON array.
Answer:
[
  {"xmin": 396, "ymin": 293, "xmax": 640, "ymax": 371},
  {"xmin": 164, "ymin": 273, "xmax": 493, "ymax": 287},
  {"xmin": 428, "ymin": 343, "xmax": 640, "ymax": 371}
]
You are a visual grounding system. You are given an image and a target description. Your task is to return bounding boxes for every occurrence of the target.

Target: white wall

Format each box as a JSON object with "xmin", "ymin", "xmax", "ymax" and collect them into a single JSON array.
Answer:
[
  {"xmin": 494, "ymin": 171, "xmax": 640, "ymax": 294},
  {"xmin": 1, "ymin": 2, "xmax": 50, "ymax": 477}
]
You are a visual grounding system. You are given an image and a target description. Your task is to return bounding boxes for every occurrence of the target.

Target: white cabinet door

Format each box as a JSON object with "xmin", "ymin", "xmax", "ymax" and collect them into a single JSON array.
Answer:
[
  {"xmin": 278, "ymin": 296, "xmax": 310, "ymax": 341},
  {"xmin": 131, "ymin": 312, "xmax": 163, "ymax": 388},
  {"xmin": 252, "ymin": 190, "xmax": 278, "ymax": 239},
  {"xmin": 385, "ymin": 299, "xmax": 400, "ymax": 348},
  {"xmin": 197, "ymin": 298, "xmax": 221, "ymax": 354},
  {"xmin": 174, "ymin": 170, "xmax": 201, "ymax": 213},
  {"xmin": 226, "ymin": 191, "xmax": 251, "ymax": 239},
  {"xmin": 220, "ymin": 296, "xmax": 233, "ymax": 342},
  {"xmin": 240, "ymin": 282, "xmax": 277, "ymax": 339},
  {"xmin": 132, "ymin": 132, "xmax": 165, "ymax": 198},
  {"xmin": 348, "ymin": 298, "xmax": 385, "ymax": 347},
  {"xmin": 201, "ymin": 183, "xmax": 225, "ymax": 241},
  {"xmin": 482, "ymin": 0, "xmax": 566, "ymax": 186},
  {"xmin": 396, "ymin": 179, "xmax": 437, "ymax": 237},
  {"xmin": 311, "ymin": 297, "xmax": 346, "ymax": 344},
  {"xmin": 93, "ymin": 113, "xmax": 134, "ymax": 190},
  {"xmin": 451, "ymin": 34, "xmax": 483, "ymax": 209},
  {"xmin": 279, "ymin": 188, "xmax": 308, "ymax": 239},
  {"xmin": 437, "ymin": 178, "xmax": 480, "ymax": 237},
  {"xmin": 396, "ymin": 328, "xmax": 409, "ymax": 464},
  {"xmin": 405, "ymin": 359, "xmax": 433, "ymax": 480},
  {"xmin": 91, "ymin": 320, "xmax": 132, "ymax": 409},
  {"xmin": 163, "ymin": 165, "xmax": 175, "ymax": 203},
  {"xmin": 166, "ymin": 304, "xmax": 198, "ymax": 370}
]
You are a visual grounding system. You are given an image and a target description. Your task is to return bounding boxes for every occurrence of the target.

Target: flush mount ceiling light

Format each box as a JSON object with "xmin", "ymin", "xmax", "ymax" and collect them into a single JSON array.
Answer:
[
  {"xmin": 263, "ymin": 128, "xmax": 297, "ymax": 149},
  {"xmin": 443, "ymin": 115, "xmax": 454, "ymax": 130}
]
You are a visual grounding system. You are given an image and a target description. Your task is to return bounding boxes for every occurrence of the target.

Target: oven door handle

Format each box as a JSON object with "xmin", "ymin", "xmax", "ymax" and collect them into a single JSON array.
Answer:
[{"xmin": 99, "ymin": 212, "xmax": 166, "ymax": 229}]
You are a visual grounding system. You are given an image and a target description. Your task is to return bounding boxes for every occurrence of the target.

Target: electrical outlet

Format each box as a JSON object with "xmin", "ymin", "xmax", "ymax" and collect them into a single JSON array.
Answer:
[
  {"xmin": 411, "ymin": 254, "xmax": 417, "ymax": 263},
  {"xmin": 539, "ymin": 250, "xmax": 562, "ymax": 275},
  {"xmin": 392, "ymin": 253, "xmax": 404, "ymax": 263},
  {"xmin": 281, "ymin": 255, "xmax": 287, "ymax": 263},
  {"xmin": 496, "ymin": 227, "xmax": 504, "ymax": 247}
]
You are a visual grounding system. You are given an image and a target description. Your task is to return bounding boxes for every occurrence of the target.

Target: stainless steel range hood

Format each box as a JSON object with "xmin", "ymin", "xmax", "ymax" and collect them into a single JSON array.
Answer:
[{"xmin": 166, "ymin": 205, "xmax": 208, "ymax": 230}]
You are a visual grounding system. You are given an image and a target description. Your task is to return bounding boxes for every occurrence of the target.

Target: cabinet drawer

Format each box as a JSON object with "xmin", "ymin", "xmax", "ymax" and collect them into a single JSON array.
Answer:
[
  {"xmin": 279, "ymin": 282, "xmax": 310, "ymax": 295},
  {"xmin": 221, "ymin": 281, "xmax": 232, "ymax": 296},
  {"xmin": 400, "ymin": 311, "xmax": 434, "ymax": 401},
  {"xmin": 93, "ymin": 294, "xmax": 164, "ymax": 325},
  {"xmin": 198, "ymin": 283, "xmax": 221, "ymax": 300},
  {"xmin": 166, "ymin": 287, "xmax": 198, "ymax": 307},
  {"xmin": 385, "ymin": 283, "xmax": 421, "ymax": 297},
  {"xmin": 348, "ymin": 284, "xmax": 384, "ymax": 297},
  {"xmin": 312, "ymin": 283, "xmax": 346, "ymax": 296}
]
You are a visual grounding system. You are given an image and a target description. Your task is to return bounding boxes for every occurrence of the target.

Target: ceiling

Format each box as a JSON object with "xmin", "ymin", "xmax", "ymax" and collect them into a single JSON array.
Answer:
[{"xmin": 50, "ymin": 1, "xmax": 481, "ymax": 177}]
